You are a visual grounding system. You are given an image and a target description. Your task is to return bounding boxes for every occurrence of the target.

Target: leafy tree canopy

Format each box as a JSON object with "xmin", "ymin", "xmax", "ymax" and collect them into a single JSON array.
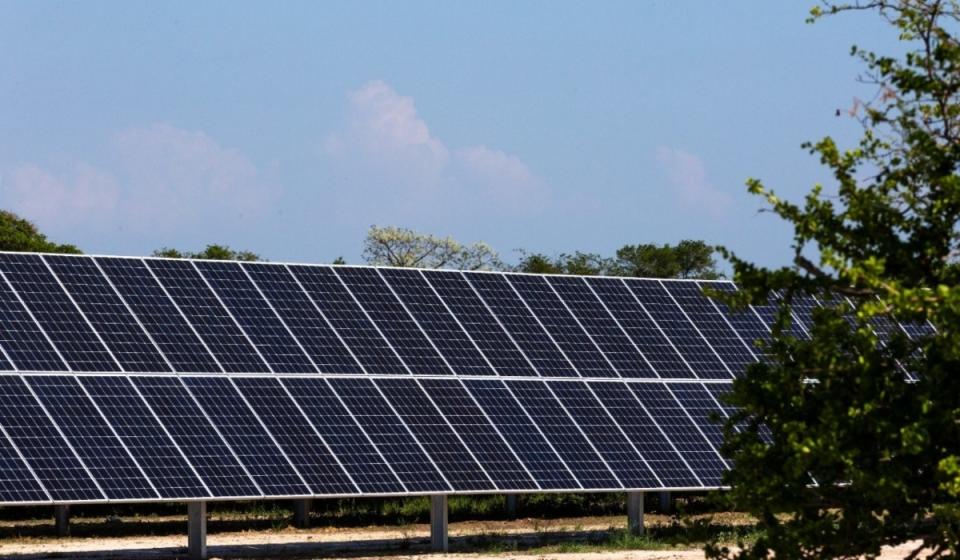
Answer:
[
  {"xmin": 152, "ymin": 244, "xmax": 262, "ymax": 262},
  {"xmin": 710, "ymin": 1, "xmax": 960, "ymax": 558},
  {"xmin": 514, "ymin": 240, "xmax": 721, "ymax": 278},
  {"xmin": 0, "ymin": 211, "xmax": 81, "ymax": 254},
  {"xmin": 362, "ymin": 225, "xmax": 502, "ymax": 270}
]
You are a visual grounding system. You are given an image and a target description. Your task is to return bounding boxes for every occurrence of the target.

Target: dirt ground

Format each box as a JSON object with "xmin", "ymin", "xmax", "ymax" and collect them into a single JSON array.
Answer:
[{"xmin": 0, "ymin": 513, "xmax": 933, "ymax": 559}]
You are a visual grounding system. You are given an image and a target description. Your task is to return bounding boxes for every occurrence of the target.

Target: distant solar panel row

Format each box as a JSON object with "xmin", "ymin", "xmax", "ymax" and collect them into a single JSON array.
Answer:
[
  {"xmin": 0, "ymin": 254, "xmax": 783, "ymax": 378},
  {"xmin": 0, "ymin": 374, "xmax": 734, "ymax": 503}
]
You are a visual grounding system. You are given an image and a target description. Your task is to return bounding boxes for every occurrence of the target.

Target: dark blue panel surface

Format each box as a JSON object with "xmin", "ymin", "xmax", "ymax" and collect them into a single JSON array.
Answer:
[
  {"xmin": 29, "ymin": 376, "xmax": 157, "ymax": 500},
  {"xmin": 507, "ymin": 380, "xmax": 620, "ymax": 489},
  {"xmin": 464, "ymin": 379, "xmax": 579, "ymax": 490},
  {"xmin": 375, "ymin": 378, "xmax": 493, "ymax": 491},
  {"xmin": 507, "ymin": 275, "xmax": 616, "ymax": 378},
  {"xmin": 290, "ymin": 266, "xmax": 406, "ymax": 375},
  {"xmin": 183, "ymin": 377, "xmax": 309, "ymax": 496},
  {"xmin": 549, "ymin": 381, "xmax": 659, "ymax": 488},
  {"xmin": 590, "ymin": 381, "xmax": 700, "ymax": 487},
  {"xmin": 0, "ymin": 278, "xmax": 65, "ymax": 372},
  {"xmin": 235, "ymin": 377, "xmax": 358, "ymax": 495},
  {"xmin": 0, "ymin": 427, "xmax": 47, "ymax": 502},
  {"xmin": 96, "ymin": 258, "xmax": 220, "ymax": 373},
  {"xmin": 282, "ymin": 377, "xmax": 404, "ymax": 493},
  {"xmin": 0, "ymin": 254, "xmax": 117, "ymax": 372},
  {"xmin": 80, "ymin": 376, "xmax": 208, "ymax": 499},
  {"xmin": 146, "ymin": 259, "xmax": 268, "ymax": 373},
  {"xmin": 328, "ymin": 377, "xmax": 449, "ymax": 492},
  {"xmin": 133, "ymin": 377, "xmax": 260, "ymax": 498},
  {"xmin": 45, "ymin": 256, "xmax": 171, "ymax": 373},
  {"xmin": 380, "ymin": 269, "xmax": 494, "ymax": 376},
  {"xmin": 624, "ymin": 279, "xmax": 729, "ymax": 379},
  {"xmin": 668, "ymin": 383, "xmax": 729, "ymax": 451},
  {"xmin": 419, "ymin": 378, "xmax": 537, "ymax": 490},
  {"xmin": 702, "ymin": 282, "xmax": 774, "ymax": 356},
  {"xmin": 466, "ymin": 273, "xmax": 576, "ymax": 377},
  {"xmin": 628, "ymin": 383, "xmax": 726, "ymax": 486},
  {"xmin": 0, "ymin": 376, "xmax": 102, "ymax": 501},
  {"xmin": 243, "ymin": 264, "xmax": 362, "ymax": 374},
  {"xmin": 587, "ymin": 278, "xmax": 693, "ymax": 378},
  {"xmin": 664, "ymin": 282, "xmax": 752, "ymax": 376},
  {"xmin": 194, "ymin": 261, "xmax": 315, "ymax": 373},
  {"xmin": 547, "ymin": 277, "xmax": 656, "ymax": 378},
  {"xmin": 423, "ymin": 271, "xmax": 535, "ymax": 376},
  {"xmin": 334, "ymin": 268, "xmax": 451, "ymax": 375}
]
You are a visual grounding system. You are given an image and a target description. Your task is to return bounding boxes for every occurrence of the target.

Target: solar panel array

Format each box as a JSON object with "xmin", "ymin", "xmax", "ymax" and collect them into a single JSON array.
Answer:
[{"xmin": 0, "ymin": 253, "xmax": 925, "ymax": 505}]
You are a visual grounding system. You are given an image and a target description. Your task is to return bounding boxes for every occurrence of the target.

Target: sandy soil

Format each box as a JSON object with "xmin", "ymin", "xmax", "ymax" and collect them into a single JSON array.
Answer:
[{"xmin": 0, "ymin": 513, "xmax": 932, "ymax": 559}]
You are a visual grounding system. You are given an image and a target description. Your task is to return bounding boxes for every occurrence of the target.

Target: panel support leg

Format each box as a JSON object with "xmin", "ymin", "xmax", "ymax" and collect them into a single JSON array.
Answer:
[
  {"xmin": 627, "ymin": 491, "xmax": 644, "ymax": 536},
  {"xmin": 54, "ymin": 505, "xmax": 70, "ymax": 537},
  {"xmin": 659, "ymin": 491, "xmax": 673, "ymax": 514},
  {"xmin": 293, "ymin": 499, "xmax": 312, "ymax": 529},
  {"xmin": 505, "ymin": 494, "xmax": 518, "ymax": 517},
  {"xmin": 188, "ymin": 501, "xmax": 207, "ymax": 560},
  {"xmin": 430, "ymin": 495, "xmax": 448, "ymax": 552}
]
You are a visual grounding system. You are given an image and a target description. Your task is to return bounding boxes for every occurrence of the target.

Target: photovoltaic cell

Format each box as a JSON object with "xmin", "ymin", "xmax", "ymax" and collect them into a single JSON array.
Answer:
[
  {"xmin": 507, "ymin": 380, "xmax": 620, "ymax": 489},
  {"xmin": 44, "ymin": 256, "xmax": 171, "ymax": 373},
  {"xmin": 0, "ymin": 376, "xmax": 102, "ymax": 501},
  {"xmin": 375, "ymin": 378, "xmax": 494, "ymax": 491},
  {"xmin": 423, "ymin": 271, "xmax": 536, "ymax": 376},
  {"xmin": 146, "ymin": 260, "xmax": 268, "ymax": 373},
  {"xmin": 547, "ymin": 276, "xmax": 656, "ymax": 378},
  {"xmin": 587, "ymin": 278, "xmax": 692, "ymax": 378},
  {"xmin": 80, "ymin": 376, "xmax": 208, "ymax": 499},
  {"xmin": 548, "ymin": 381, "xmax": 659, "ymax": 488},
  {"xmin": 507, "ymin": 275, "xmax": 617, "ymax": 378},
  {"xmin": 464, "ymin": 379, "xmax": 579, "ymax": 490},
  {"xmin": 182, "ymin": 376, "xmax": 309, "ymax": 496},
  {"xmin": 589, "ymin": 381, "xmax": 699, "ymax": 487},
  {"xmin": 194, "ymin": 261, "xmax": 316, "ymax": 373},
  {"xmin": 0, "ymin": 428, "xmax": 47, "ymax": 502},
  {"xmin": 702, "ymin": 282, "xmax": 773, "ymax": 355},
  {"xmin": 663, "ymin": 282, "xmax": 752, "ymax": 376},
  {"xmin": 133, "ymin": 376, "xmax": 259, "ymax": 498},
  {"xmin": 0, "ymin": 254, "xmax": 118, "ymax": 372},
  {"xmin": 282, "ymin": 377, "xmax": 404, "ymax": 493},
  {"xmin": 328, "ymin": 377, "xmax": 449, "ymax": 492},
  {"xmin": 334, "ymin": 268, "xmax": 452, "ymax": 375},
  {"xmin": 235, "ymin": 377, "xmax": 357, "ymax": 495},
  {"xmin": 466, "ymin": 273, "xmax": 577, "ymax": 377},
  {"xmin": 96, "ymin": 258, "xmax": 220, "ymax": 373},
  {"xmin": 624, "ymin": 279, "xmax": 729, "ymax": 379},
  {"xmin": 242, "ymin": 264, "xmax": 362, "ymax": 374},
  {"xmin": 667, "ymin": 383, "xmax": 729, "ymax": 451},
  {"xmin": 0, "ymin": 277, "xmax": 66, "ymax": 372},
  {"xmin": 290, "ymin": 266, "xmax": 407, "ymax": 375},
  {"xmin": 419, "ymin": 378, "xmax": 537, "ymax": 490},
  {"xmin": 27, "ymin": 376, "xmax": 156, "ymax": 499},
  {"xmin": 628, "ymin": 383, "xmax": 726, "ymax": 486},
  {"xmin": 379, "ymin": 269, "xmax": 494, "ymax": 376}
]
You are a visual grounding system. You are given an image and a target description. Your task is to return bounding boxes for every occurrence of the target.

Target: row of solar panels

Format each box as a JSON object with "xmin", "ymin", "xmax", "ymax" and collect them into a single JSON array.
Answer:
[
  {"xmin": 0, "ymin": 374, "xmax": 734, "ymax": 504},
  {"xmin": 0, "ymin": 253, "xmax": 780, "ymax": 379}
]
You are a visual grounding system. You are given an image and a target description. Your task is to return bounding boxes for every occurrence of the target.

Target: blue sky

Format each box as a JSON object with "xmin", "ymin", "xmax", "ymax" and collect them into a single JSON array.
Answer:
[{"xmin": 0, "ymin": 2, "xmax": 895, "ymax": 269}]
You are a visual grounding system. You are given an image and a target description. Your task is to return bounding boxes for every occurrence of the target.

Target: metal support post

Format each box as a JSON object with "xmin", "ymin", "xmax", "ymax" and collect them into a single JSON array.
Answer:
[
  {"xmin": 54, "ymin": 505, "xmax": 70, "ymax": 537},
  {"xmin": 627, "ymin": 491, "xmax": 644, "ymax": 535},
  {"xmin": 293, "ymin": 498, "xmax": 312, "ymax": 528},
  {"xmin": 430, "ymin": 494, "xmax": 448, "ymax": 552},
  {"xmin": 505, "ymin": 494, "xmax": 518, "ymax": 516},
  {"xmin": 188, "ymin": 501, "xmax": 207, "ymax": 560},
  {"xmin": 659, "ymin": 491, "xmax": 673, "ymax": 513}
]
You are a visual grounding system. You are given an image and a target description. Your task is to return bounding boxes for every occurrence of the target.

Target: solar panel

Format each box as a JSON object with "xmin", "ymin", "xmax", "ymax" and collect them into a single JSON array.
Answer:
[{"xmin": 0, "ymin": 252, "xmax": 916, "ymax": 505}]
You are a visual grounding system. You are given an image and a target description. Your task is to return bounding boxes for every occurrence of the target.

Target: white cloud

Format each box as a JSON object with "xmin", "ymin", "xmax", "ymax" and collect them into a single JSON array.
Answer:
[
  {"xmin": 1, "ymin": 124, "xmax": 273, "ymax": 236},
  {"xmin": 655, "ymin": 146, "xmax": 732, "ymax": 218},
  {"xmin": 324, "ymin": 81, "xmax": 544, "ymax": 212}
]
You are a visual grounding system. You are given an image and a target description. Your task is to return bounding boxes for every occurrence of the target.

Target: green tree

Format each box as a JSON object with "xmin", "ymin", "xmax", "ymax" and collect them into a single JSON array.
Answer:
[
  {"xmin": 0, "ymin": 211, "xmax": 81, "ymax": 254},
  {"xmin": 362, "ymin": 225, "xmax": 502, "ymax": 270},
  {"xmin": 153, "ymin": 244, "xmax": 261, "ymax": 261},
  {"xmin": 614, "ymin": 240, "xmax": 720, "ymax": 279},
  {"xmin": 710, "ymin": 2, "xmax": 960, "ymax": 558},
  {"xmin": 514, "ymin": 250, "xmax": 613, "ymax": 275}
]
